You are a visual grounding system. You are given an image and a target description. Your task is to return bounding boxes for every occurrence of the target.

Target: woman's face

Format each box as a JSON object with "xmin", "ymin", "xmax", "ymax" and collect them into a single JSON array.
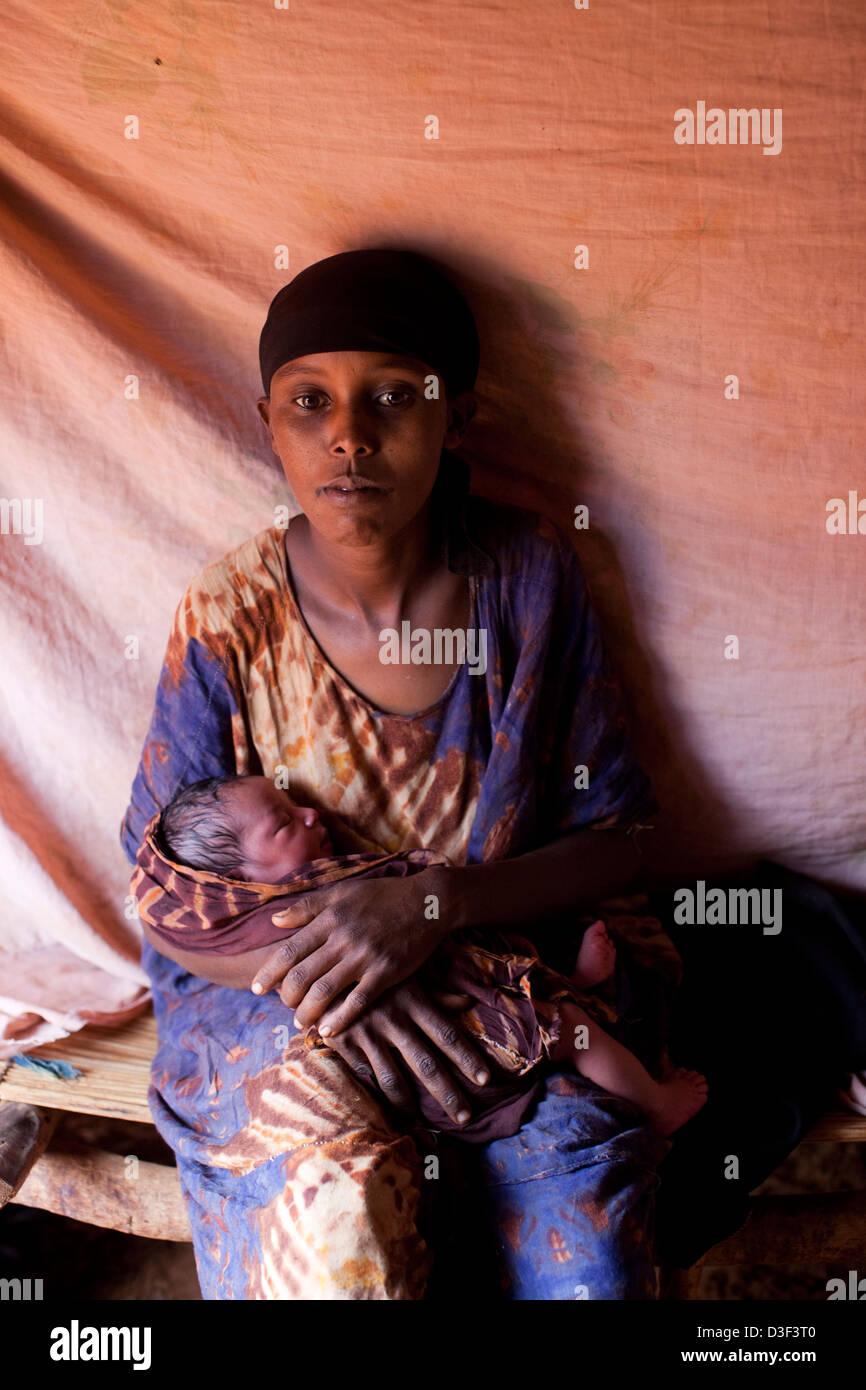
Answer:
[{"xmin": 256, "ymin": 350, "xmax": 475, "ymax": 549}]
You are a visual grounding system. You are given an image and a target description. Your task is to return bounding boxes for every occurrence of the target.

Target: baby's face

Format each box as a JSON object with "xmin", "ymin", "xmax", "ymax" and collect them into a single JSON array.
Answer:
[{"xmin": 227, "ymin": 777, "xmax": 332, "ymax": 881}]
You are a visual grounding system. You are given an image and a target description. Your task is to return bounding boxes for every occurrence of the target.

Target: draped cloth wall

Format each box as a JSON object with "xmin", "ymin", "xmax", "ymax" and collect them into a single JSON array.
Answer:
[{"xmin": 1, "ymin": 2, "xmax": 863, "ymax": 1067}]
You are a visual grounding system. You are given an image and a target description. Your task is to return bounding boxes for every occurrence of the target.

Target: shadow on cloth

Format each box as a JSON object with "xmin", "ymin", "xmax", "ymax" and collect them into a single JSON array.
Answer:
[{"xmin": 650, "ymin": 859, "xmax": 866, "ymax": 1268}]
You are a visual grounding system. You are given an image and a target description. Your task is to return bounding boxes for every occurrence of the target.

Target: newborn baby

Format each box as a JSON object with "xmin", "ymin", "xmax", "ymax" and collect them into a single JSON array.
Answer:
[{"xmin": 154, "ymin": 775, "xmax": 708, "ymax": 1138}]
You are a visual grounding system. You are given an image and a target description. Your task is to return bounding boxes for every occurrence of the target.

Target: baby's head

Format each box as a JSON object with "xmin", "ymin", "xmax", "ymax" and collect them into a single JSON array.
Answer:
[{"xmin": 158, "ymin": 775, "xmax": 332, "ymax": 882}]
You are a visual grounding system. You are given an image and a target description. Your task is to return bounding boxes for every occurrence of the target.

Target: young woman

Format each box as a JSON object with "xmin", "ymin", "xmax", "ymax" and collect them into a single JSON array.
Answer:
[{"xmin": 120, "ymin": 247, "xmax": 670, "ymax": 1299}]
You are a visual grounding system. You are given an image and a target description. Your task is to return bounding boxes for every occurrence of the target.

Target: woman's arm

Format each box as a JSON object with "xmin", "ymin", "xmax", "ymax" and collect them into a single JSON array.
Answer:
[
  {"xmin": 122, "ymin": 583, "xmax": 267, "ymax": 991},
  {"xmin": 138, "ymin": 919, "xmax": 277, "ymax": 989},
  {"xmin": 437, "ymin": 819, "xmax": 656, "ymax": 935},
  {"xmin": 120, "ymin": 586, "xmax": 250, "ymax": 867}
]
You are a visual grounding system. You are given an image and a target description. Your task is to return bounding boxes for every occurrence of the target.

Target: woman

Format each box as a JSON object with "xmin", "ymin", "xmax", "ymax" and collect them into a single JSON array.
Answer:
[{"xmin": 120, "ymin": 248, "xmax": 669, "ymax": 1300}]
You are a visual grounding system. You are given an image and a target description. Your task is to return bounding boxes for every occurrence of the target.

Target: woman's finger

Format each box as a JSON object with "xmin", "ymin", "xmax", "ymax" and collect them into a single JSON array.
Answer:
[
  {"xmin": 405, "ymin": 992, "xmax": 491, "ymax": 1086},
  {"xmin": 324, "ymin": 1031, "xmax": 415, "ymax": 1111},
  {"xmin": 291, "ymin": 962, "xmax": 361, "ymax": 1025},
  {"xmin": 379, "ymin": 1017, "xmax": 471, "ymax": 1125},
  {"xmin": 269, "ymin": 894, "xmax": 324, "ymax": 928},
  {"xmin": 321, "ymin": 1035, "xmax": 377, "ymax": 1087},
  {"xmin": 347, "ymin": 1032, "xmax": 415, "ymax": 1112},
  {"xmin": 315, "ymin": 976, "xmax": 383, "ymax": 1036},
  {"xmin": 270, "ymin": 886, "xmax": 349, "ymax": 927},
  {"xmin": 250, "ymin": 922, "xmax": 328, "ymax": 996},
  {"xmin": 315, "ymin": 958, "xmax": 425, "ymax": 1035}
]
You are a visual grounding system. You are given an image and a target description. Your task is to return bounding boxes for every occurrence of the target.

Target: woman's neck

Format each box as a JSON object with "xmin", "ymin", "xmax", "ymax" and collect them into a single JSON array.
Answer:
[{"xmin": 287, "ymin": 501, "xmax": 448, "ymax": 631}]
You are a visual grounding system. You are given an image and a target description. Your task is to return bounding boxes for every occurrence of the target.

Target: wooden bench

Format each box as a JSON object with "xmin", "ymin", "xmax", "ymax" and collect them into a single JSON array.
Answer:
[
  {"xmin": 2, "ymin": 1011, "xmax": 864, "ymax": 1293},
  {"xmin": 0, "ymin": 1012, "xmax": 190, "ymax": 1242}
]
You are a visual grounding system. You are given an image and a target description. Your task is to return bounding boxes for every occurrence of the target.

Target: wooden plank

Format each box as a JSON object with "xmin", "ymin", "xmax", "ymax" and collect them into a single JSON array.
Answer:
[
  {"xmin": 695, "ymin": 1191, "xmax": 866, "ymax": 1267},
  {"xmin": 658, "ymin": 1265, "xmax": 701, "ymax": 1300},
  {"xmin": 802, "ymin": 1109, "xmax": 866, "ymax": 1142},
  {"xmin": 0, "ymin": 1012, "xmax": 157, "ymax": 1124},
  {"xmin": 0, "ymin": 1103, "xmax": 58, "ymax": 1206},
  {"xmin": 10, "ymin": 1141, "xmax": 191, "ymax": 1242}
]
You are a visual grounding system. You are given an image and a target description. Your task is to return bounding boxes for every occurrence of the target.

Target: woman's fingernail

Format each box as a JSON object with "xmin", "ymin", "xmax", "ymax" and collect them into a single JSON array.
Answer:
[
  {"xmin": 319, "ymin": 1025, "xmax": 331, "ymax": 1037},
  {"xmin": 251, "ymin": 983, "xmax": 263, "ymax": 994},
  {"xmin": 475, "ymin": 1071, "xmax": 489, "ymax": 1084},
  {"xmin": 457, "ymin": 1109, "xmax": 471, "ymax": 1124}
]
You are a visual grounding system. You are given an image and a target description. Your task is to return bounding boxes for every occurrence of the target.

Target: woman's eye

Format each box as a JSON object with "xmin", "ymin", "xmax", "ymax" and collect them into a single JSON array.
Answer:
[{"xmin": 292, "ymin": 389, "xmax": 412, "ymax": 411}]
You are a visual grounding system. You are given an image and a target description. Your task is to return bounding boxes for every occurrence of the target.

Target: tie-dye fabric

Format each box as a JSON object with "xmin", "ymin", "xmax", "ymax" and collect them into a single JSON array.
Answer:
[{"xmin": 121, "ymin": 459, "xmax": 666, "ymax": 1299}]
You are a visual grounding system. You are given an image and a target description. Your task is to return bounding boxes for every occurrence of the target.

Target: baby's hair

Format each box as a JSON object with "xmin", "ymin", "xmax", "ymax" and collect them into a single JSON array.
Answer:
[{"xmin": 157, "ymin": 775, "xmax": 250, "ymax": 877}]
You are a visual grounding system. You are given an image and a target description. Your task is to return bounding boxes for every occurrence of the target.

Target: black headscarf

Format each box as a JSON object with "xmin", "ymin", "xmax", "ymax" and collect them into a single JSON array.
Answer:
[{"xmin": 258, "ymin": 247, "xmax": 480, "ymax": 398}]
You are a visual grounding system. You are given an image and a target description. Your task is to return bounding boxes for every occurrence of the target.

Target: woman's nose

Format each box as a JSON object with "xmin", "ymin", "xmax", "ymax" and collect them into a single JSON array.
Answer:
[{"xmin": 328, "ymin": 403, "xmax": 377, "ymax": 454}]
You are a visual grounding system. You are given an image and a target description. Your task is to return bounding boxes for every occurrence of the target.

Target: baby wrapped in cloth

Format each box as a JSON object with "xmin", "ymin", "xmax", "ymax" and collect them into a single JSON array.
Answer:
[{"xmin": 131, "ymin": 775, "xmax": 697, "ymax": 1141}]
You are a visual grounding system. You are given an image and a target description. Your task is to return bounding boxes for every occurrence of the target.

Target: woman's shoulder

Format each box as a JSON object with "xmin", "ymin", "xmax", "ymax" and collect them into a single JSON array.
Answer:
[
  {"xmin": 175, "ymin": 523, "xmax": 289, "ymax": 625},
  {"xmin": 466, "ymin": 494, "xmax": 587, "ymax": 593}
]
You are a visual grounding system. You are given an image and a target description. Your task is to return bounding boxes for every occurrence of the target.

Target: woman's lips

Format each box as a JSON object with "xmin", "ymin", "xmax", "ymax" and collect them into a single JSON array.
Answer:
[
  {"xmin": 321, "ymin": 485, "xmax": 388, "ymax": 506},
  {"xmin": 319, "ymin": 474, "xmax": 390, "ymax": 501}
]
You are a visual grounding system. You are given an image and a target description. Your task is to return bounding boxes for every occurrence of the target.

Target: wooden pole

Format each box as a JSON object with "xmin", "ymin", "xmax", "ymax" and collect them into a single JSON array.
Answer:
[
  {"xmin": 0, "ymin": 1102, "xmax": 58, "ymax": 1206},
  {"xmin": 10, "ymin": 1140, "xmax": 192, "ymax": 1242}
]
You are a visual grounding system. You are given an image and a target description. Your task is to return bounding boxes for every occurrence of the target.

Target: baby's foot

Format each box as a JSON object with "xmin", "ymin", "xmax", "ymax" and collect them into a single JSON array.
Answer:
[
  {"xmin": 572, "ymin": 919, "xmax": 617, "ymax": 988},
  {"xmin": 647, "ymin": 1068, "xmax": 708, "ymax": 1136}
]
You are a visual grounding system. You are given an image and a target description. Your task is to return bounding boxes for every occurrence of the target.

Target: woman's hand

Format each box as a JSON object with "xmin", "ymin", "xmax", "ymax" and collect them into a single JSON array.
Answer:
[
  {"xmin": 317, "ymin": 978, "xmax": 489, "ymax": 1125},
  {"xmin": 250, "ymin": 868, "xmax": 452, "ymax": 1033}
]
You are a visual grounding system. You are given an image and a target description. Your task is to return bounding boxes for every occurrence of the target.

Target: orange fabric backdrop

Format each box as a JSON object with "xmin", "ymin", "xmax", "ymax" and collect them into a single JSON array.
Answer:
[{"xmin": 1, "ymin": 0, "xmax": 864, "ymax": 1053}]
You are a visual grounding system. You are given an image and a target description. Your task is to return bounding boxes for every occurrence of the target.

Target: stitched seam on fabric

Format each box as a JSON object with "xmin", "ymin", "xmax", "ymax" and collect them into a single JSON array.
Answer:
[
  {"xmin": 203, "ymin": 1131, "xmax": 413, "ymax": 1166},
  {"xmin": 469, "ymin": 1027, "xmax": 527, "ymax": 1067}
]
